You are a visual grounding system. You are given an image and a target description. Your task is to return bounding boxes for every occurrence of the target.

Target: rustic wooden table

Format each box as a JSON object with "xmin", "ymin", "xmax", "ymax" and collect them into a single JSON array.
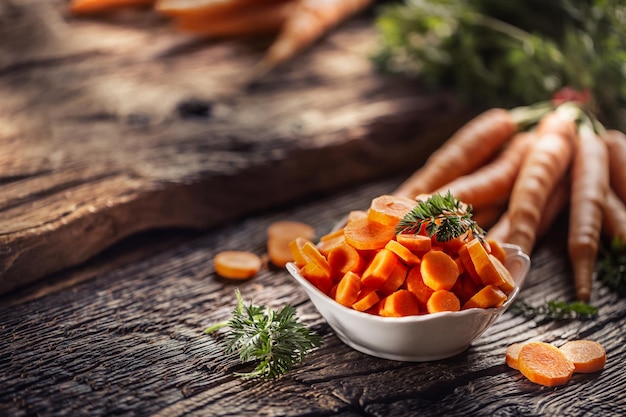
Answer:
[{"xmin": 1, "ymin": 1, "xmax": 626, "ymax": 416}]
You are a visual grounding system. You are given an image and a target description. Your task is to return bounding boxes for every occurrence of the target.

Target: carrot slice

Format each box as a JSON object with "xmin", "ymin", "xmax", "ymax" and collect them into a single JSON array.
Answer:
[
  {"xmin": 404, "ymin": 266, "xmax": 434, "ymax": 310},
  {"xmin": 462, "ymin": 284, "xmax": 507, "ymax": 309},
  {"xmin": 505, "ymin": 343, "xmax": 524, "ymax": 370},
  {"xmin": 367, "ymin": 194, "xmax": 418, "ymax": 227},
  {"xmin": 450, "ymin": 273, "xmax": 480, "ymax": 306},
  {"xmin": 384, "ymin": 240, "xmax": 421, "ymax": 266},
  {"xmin": 288, "ymin": 237, "xmax": 313, "ymax": 267},
  {"xmin": 319, "ymin": 227, "xmax": 344, "ymax": 242},
  {"xmin": 267, "ymin": 221, "xmax": 315, "ymax": 267},
  {"xmin": 361, "ymin": 249, "xmax": 398, "ymax": 289},
  {"xmin": 457, "ymin": 243, "xmax": 483, "ymax": 286},
  {"xmin": 426, "ymin": 290, "xmax": 461, "ymax": 313},
  {"xmin": 300, "ymin": 263, "xmax": 333, "ymax": 295},
  {"xmin": 465, "ymin": 238, "xmax": 510, "ymax": 288},
  {"xmin": 352, "ymin": 288, "xmax": 380, "ymax": 312},
  {"xmin": 559, "ymin": 340, "xmax": 606, "ymax": 374},
  {"xmin": 380, "ymin": 289, "xmax": 420, "ymax": 317},
  {"xmin": 344, "ymin": 217, "xmax": 396, "ymax": 251},
  {"xmin": 518, "ymin": 342, "xmax": 575, "ymax": 387},
  {"xmin": 214, "ymin": 251, "xmax": 262, "ymax": 280},
  {"xmin": 396, "ymin": 233, "xmax": 432, "ymax": 253},
  {"xmin": 487, "ymin": 238, "xmax": 507, "ymax": 264},
  {"xmin": 347, "ymin": 210, "xmax": 368, "ymax": 223},
  {"xmin": 327, "ymin": 242, "xmax": 364, "ymax": 276},
  {"xmin": 379, "ymin": 262, "xmax": 408, "ymax": 296},
  {"xmin": 489, "ymin": 254, "xmax": 515, "ymax": 294},
  {"xmin": 316, "ymin": 233, "xmax": 345, "ymax": 257},
  {"xmin": 301, "ymin": 241, "xmax": 332, "ymax": 278},
  {"xmin": 420, "ymin": 250, "xmax": 459, "ymax": 291},
  {"xmin": 335, "ymin": 271, "xmax": 362, "ymax": 307}
]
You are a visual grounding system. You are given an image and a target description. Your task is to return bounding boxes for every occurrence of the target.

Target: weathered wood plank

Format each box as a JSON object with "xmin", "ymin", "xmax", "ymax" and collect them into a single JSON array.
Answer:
[
  {"xmin": 1, "ymin": 177, "xmax": 625, "ymax": 417},
  {"xmin": 0, "ymin": 0, "xmax": 469, "ymax": 293}
]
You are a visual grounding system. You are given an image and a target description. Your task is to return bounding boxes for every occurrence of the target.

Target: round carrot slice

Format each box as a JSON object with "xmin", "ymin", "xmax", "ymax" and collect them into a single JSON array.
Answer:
[
  {"xmin": 518, "ymin": 341, "xmax": 575, "ymax": 387},
  {"xmin": 214, "ymin": 251, "xmax": 262, "ymax": 280},
  {"xmin": 505, "ymin": 343, "xmax": 524, "ymax": 370},
  {"xmin": 344, "ymin": 217, "xmax": 396, "ymax": 251},
  {"xmin": 367, "ymin": 195, "xmax": 418, "ymax": 227},
  {"xmin": 426, "ymin": 290, "xmax": 460, "ymax": 313},
  {"xmin": 420, "ymin": 250, "xmax": 459, "ymax": 291},
  {"xmin": 559, "ymin": 340, "xmax": 606, "ymax": 373}
]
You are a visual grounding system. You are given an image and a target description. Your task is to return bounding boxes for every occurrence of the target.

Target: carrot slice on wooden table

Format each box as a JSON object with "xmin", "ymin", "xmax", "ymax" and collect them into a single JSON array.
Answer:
[
  {"xmin": 462, "ymin": 284, "xmax": 507, "ymax": 309},
  {"xmin": 327, "ymin": 242, "xmax": 364, "ymax": 276},
  {"xmin": 559, "ymin": 340, "xmax": 606, "ymax": 374},
  {"xmin": 214, "ymin": 250, "xmax": 262, "ymax": 280},
  {"xmin": 334, "ymin": 271, "xmax": 362, "ymax": 307},
  {"xmin": 378, "ymin": 262, "xmax": 408, "ymax": 296},
  {"xmin": 352, "ymin": 288, "xmax": 380, "ymax": 312},
  {"xmin": 384, "ymin": 240, "xmax": 421, "ymax": 266},
  {"xmin": 361, "ymin": 249, "xmax": 398, "ymax": 289},
  {"xmin": 426, "ymin": 290, "xmax": 461, "ymax": 313},
  {"xmin": 344, "ymin": 217, "xmax": 396, "ymax": 251},
  {"xmin": 517, "ymin": 341, "xmax": 575, "ymax": 387},
  {"xmin": 505, "ymin": 342, "xmax": 524, "ymax": 370},
  {"xmin": 267, "ymin": 221, "xmax": 315, "ymax": 267},
  {"xmin": 367, "ymin": 194, "xmax": 418, "ymax": 226},
  {"xmin": 380, "ymin": 289, "xmax": 420, "ymax": 317},
  {"xmin": 420, "ymin": 250, "xmax": 459, "ymax": 291},
  {"xmin": 396, "ymin": 233, "xmax": 432, "ymax": 254}
]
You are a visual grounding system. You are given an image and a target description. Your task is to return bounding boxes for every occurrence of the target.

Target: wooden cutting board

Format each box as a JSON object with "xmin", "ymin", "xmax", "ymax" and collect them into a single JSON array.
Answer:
[{"xmin": 0, "ymin": 0, "xmax": 471, "ymax": 293}]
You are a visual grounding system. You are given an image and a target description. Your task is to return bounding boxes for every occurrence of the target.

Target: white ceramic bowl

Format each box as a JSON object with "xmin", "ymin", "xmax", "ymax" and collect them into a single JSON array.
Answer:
[{"xmin": 287, "ymin": 243, "xmax": 530, "ymax": 362}]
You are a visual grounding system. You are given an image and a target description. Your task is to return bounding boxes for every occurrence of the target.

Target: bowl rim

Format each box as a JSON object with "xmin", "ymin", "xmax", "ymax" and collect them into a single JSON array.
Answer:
[{"xmin": 287, "ymin": 242, "xmax": 530, "ymax": 323}]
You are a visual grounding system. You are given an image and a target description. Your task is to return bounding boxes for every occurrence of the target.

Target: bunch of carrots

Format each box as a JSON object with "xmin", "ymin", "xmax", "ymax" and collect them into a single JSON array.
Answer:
[
  {"xmin": 393, "ymin": 99, "xmax": 626, "ymax": 303},
  {"xmin": 67, "ymin": 0, "xmax": 374, "ymax": 79},
  {"xmin": 288, "ymin": 194, "xmax": 516, "ymax": 317}
]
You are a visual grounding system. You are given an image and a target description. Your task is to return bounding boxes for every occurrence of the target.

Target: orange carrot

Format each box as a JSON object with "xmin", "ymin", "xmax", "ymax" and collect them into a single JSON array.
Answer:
[
  {"xmin": 300, "ymin": 262, "xmax": 333, "ymax": 294},
  {"xmin": 367, "ymin": 194, "xmax": 418, "ymax": 227},
  {"xmin": 507, "ymin": 109, "xmax": 577, "ymax": 255},
  {"xmin": 267, "ymin": 220, "xmax": 316, "ymax": 267},
  {"xmin": 505, "ymin": 343, "xmax": 524, "ymax": 370},
  {"xmin": 352, "ymin": 288, "xmax": 380, "ymax": 312},
  {"xmin": 316, "ymin": 232, "xmax": 345, "ymax": 256},
  {"xmin": 69, "ymin": 0, "xmax": 154, "ymax": 14},
  {"xmin": 517, "ymin": 342, "xmax": 575, "ymax": 387},
  {"xmin": 465, "ymin": 238, "xmax": 513, "ymax": 290},
  {"xmin": 485, "ymin": 212, "xmax": 510, "ymax": 244},
  {"xmin": 288, "ymin": 237, "xmax": 313, "ymax": 267},
  {"xmin": 301, "ymin": 241, "xmax": 333, "ymax": 278},
  {"xmin": 361, "ymin": 249, "xmax": 398, "ymax": 289},
  {"xmin": 457, "ymin": 243, "xmax": 483, "ymax": 286},
  {"xmin": 434, "ymin": 131, "xmax": 534, "ymax": 209},
  {"xmin": 602, "ymin": 188, "xmax": 626, "ymax": 243},
  {"xmin": 252, "ymin": 0, "xmax": 374, "ymax": 78},
  {"xmin": 343, "ymin": 217, "xmax": 396, "ymax": 251},
  {"xmin": 384, "ymin": 240, "xmax": 421, "ymax": 266},
  {"xmin": 156, "ymin": 0, "xmax": 287, "ymax": 17},
  {"xmin": 319, "ymin": 227, "xmax": 344, "ymax": 242},
  {"xmin": 347, "ymin": 210, "xmax": 368, "ymax": 222},
  {"xmin": 334, "ymin": 271, "xmax": 362, "ymax": 307},
  {"xmin": 558, "ymin": 340, "xmax": 606, "ymax": 374},
  {"xmin": 393, "ymin": 108, "xmax": 518, "ymax": 198},
  {"xmin": 450, "ymin": 273, "xmax": 480, "ymax": 306},
  {"xmin": 568, "ymin": 123, "xmax": 609, "ymax": 302},
  {"xmin": 327, "ymin": 242, "xmax": 364, "ymax": 276},
  {"xmin": 379, "ymin": 262, "xmax": 408, "ymax": 296},
  {"xmin": 380, "ymin": 289, "xmax": 420, "ymax": 317},
  {"xmin": 214, "ymin": 250, "xmax": 262, "ymax": 280},
  {"xmin": 174, "ymin": 2, "xmax": 295, "ymax": 37},
  {"xmin": 404, "ymin": 266, "xmax": 434, "ymax": 310},
  {"xmin": 604, "ymin": 129, "xmax": 626, "ymax": 204},
  {"xmin": 426, "ymin": 290, "xmax": 461, "ymax": 313},
  {"xmin": 487, "ymin": 239, "xmax": 507, "ymax": 264},
  {"xmin": 462, "ymin": 284, "xmax": 507, "ymax": 309},
  {"xmin": 396, "ymin": 233, "xmax": 432, "ymax": 253},
  {"xmin": 420, "ymin": 250, "xmax": 459, "ymax": 291}
]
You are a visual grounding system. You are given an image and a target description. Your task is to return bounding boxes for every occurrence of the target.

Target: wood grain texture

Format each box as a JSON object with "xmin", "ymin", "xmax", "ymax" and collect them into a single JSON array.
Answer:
[
  {"xmin": 0, "ymin": 0, "xmax": 469, "ymax": 293},
  {"xmin": 1, "ymin": 177, "xmax": 625, "ymax": 417}
]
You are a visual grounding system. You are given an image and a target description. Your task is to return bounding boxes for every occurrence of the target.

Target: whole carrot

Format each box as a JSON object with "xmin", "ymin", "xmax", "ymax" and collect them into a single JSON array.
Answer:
[
  {"xmin": 507, "ymin": 108, "xmax": 577, "ymax": 255},
  {"xmin": 568, "ymin": 122, "xmax": 609, "ymax": 302},
  {"xmin": 393, "ymin": 108, "xmax": 518, "ymax": 199},
  {"xmin": 251, "ymin": 0, "xmax": 373, "ymax": 79},
  {"xmin": 433, "ymin": 131, "xmax": 534, "ymax": 209},
  {"xmin": 603, "ymin": 129, "xmax": 626, "ymax": 204},
  {"xmin": 602, "ymin": 188, "xmax": 626, "ymax": 244}
]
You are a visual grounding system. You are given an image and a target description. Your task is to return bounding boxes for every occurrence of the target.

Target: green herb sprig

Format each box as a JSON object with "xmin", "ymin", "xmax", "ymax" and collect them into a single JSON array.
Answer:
[
  {"xmin": 204, "ymin": 289, "xmax": 322, "ymax": 380},
  {"xmin": 395, "ymin": 191, "xmax": 484, "ymax": 242},
  {"xmin": 510, "ymin": 299, "xmax": 598, "ymax": 322}
]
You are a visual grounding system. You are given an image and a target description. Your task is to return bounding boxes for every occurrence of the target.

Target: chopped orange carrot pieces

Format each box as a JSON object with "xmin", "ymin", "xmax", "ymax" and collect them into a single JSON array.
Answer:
[
  {"xmin": 559, "ymin": 340, "xmax": 606, "ymax": 373},
  {"xmin": 335, "ymin": 271, "xmax": 362, "ymax": 307},
  {"xmin": 352, "ymin": 288, "xmax": 380, "ymax": 312},
  {"xmin": 379, "ymin": 262, "xmax": 408, "ymax": 296},
  {"xmin": 396, "ymin": 233, "xmax": 432, "ymax": 253},
  {"xmin": 214, "ymin": 250, "xmax": 262, "ymax": 280},
  {"xmin": 344, "ymin": 217, "xmax": 396, "ymax": 251},
  {"xmin": 367, "ymin": 194, "xmax": 418, "ymax": 227},
  {"xmin": 319, "ymin": 227, "xmax": 345, "ymax": 242},
  {"xmin": 300, "ymin": 263, "xmax": 333, "ymax": 295},
  {"xmin": 327, "ymin": 242, "xmax": 364, "ymax": 276},
  {"xmin": 301, "ymin": 241, "xmax": 332, "ymax": 278},
  {"xmin": 420, "ymin": 250, "xmax": 459, "ymax": 291},
  {"xmin": 380, "ymin": 289, "xmax": 420, "ymax": 317},
  {"xmin": 465, "ymin": 238, "xmax": 510, "ymax": 288},
  {"xmin": 385, "ymin": 240, "xmax": 421, "ymax": 266},
  {"xmin": 487, "ymin": 238, "xmax": 507, "ymax": 264},
  {"xmin": 458, "ymin": 243, "xmax": 483, "ymax": 286},
  {"xmin": 518, "ymin": 342, "xmax": 575, "ymax": 387},
  {"xmin": 361, "ymin": 249, "xmax": 398, "ymax": 289},
  {"xmin": 450, "ymin": 273, "xmax": 480, "ymax": 306},
  {"xmin": 404, "ymin": 266, "xmax": 434, "ymax": 309},
  {"xmin": 426, "ymin": 290, "xmax": 461, "ymax": 313},
  {"xmin": 288, "ymin": 237, "xmax": 313, "ymax": 267},
  {"xmin": 462, "ymin": 284, "xmax": 507, "ymax": 309},
  {"xmin": 489, "ymin": 254, "xmax": 515, "ymax": 293}
]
